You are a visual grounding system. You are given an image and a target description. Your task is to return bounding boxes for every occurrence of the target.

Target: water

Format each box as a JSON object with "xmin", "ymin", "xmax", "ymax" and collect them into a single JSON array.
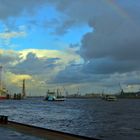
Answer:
[{"xmin": 0, "ymin": 98, "xmax": 140, "ymax": 140}]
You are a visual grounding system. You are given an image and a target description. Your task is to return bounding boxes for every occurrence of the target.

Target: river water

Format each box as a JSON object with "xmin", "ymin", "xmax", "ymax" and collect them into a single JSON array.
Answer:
[{"xmin": 0, "ymin": 98, "xmax": 140, "ymax": 140}]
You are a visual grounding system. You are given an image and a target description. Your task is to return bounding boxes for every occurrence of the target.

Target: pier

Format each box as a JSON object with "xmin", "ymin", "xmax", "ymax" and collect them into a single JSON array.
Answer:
[{"xmin": 0, "ymin": 116, "xmax": 100, "ymax": 140}]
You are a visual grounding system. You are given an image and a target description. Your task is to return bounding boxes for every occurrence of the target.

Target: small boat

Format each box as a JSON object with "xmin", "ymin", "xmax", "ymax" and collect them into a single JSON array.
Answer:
[{"xmin": 102, "ymin": 95, "xmax": 117, "ymax": 101}]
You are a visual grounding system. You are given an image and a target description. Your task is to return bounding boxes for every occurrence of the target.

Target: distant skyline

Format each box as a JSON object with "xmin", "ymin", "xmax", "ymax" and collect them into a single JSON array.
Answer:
[{"xmin": 0, "ymin": 0, "xmax": 140, "ymax": 96}]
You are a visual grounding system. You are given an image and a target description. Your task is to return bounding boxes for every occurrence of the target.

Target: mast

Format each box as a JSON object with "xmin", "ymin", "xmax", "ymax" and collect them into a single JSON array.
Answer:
[{"xmin": 119, "ymin": 83, "xmax": 124, "ymax": 95}]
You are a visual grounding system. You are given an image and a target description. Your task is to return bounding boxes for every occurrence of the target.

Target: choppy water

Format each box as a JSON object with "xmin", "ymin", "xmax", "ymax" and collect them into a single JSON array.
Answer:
[{"xmin": 0, "ymin": 98, "xmax": 140, "ymax": 140}]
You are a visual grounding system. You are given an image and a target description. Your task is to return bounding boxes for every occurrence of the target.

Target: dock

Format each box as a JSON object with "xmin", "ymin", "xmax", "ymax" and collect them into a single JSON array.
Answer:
[{"xmin": 0, "ymin": 116, "xmax": 100, "ymax": 140}]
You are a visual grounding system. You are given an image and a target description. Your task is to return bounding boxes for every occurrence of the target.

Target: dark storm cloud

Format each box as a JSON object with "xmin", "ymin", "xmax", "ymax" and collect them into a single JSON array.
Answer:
[
  {"xmin": 10, "ymin": 52, "xmax": 60, "ymax": 75},
  {"xmin": 82, "ymin": 58, "xmax": 140, "ymax": 74},
  {"xmin": 79, "ymin": 13, "xmax": 140, "ymax": 74},
  {"xmin": 52, "ymin": 63, "xmax": 109, "ymax": 84},
  {"xmin": 47, "ymin": 0, "xmax": 140, "ymax": 74},
  {"xmin": 58, "ymin": 0, "xmax": 140, "ymax": 75},
  {"xmin": 125, "ymin": 79, "xmax": 140, "ymax": 85},
  {"xmin": 80, "ymin": 20, "xmax": 140, "ymax": 61},
  {"xmin": 48, "ymin": 0, "xmax": 140, "ymax": 84}
]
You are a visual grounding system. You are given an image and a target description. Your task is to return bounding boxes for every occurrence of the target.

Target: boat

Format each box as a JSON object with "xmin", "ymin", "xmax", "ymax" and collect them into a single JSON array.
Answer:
[
  {"xmin": 44, "ymin": 89, "xmax": 65, "ymax": 101},
  {"xmin": 102, "ymin": 95, "xmax": 117, "ymax": 101}
]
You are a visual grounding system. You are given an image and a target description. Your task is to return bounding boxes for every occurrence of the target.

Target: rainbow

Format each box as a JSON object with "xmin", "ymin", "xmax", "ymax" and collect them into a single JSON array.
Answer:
[{"xmin": 106, "ymin": 0, "xmax": 130, "ymax": 20}]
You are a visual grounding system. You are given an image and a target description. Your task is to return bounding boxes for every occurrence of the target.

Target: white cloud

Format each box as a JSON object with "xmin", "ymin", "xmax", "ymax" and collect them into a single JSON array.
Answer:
[
  {"xmin": 0, "ymin": 31, "xmax": 26, "ymax": 39},
  {"xmin": 0, "ymin": 48, "xmax": 83, "ymax": 95}
]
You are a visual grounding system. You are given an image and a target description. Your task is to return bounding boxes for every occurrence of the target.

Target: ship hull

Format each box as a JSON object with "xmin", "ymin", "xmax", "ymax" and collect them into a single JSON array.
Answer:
[
  {"xmin": 44, "ymin": 96, "xmax": 65, "ymax": 101},
  {"xmin": 0, "ymin": 96, "xmax": 7, "ymax": 99}
]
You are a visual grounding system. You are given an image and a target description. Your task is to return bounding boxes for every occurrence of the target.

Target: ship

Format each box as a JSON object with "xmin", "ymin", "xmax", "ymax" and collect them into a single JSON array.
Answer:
[{"xmin": 0, "ymin": 87, "xmax": 8, "ymax": 99}]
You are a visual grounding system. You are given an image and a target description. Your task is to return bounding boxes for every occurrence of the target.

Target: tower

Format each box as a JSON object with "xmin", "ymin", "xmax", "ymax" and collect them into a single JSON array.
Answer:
[
  {"xmin": 22, "ymin": 79, "xmax": 26, "ymax": 98},
  {"xmin": 0, "ymin": 66, "xmax": 3, "ymax": 90}
]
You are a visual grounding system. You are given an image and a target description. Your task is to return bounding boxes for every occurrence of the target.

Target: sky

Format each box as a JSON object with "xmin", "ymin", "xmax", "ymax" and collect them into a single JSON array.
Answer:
[{"xmin": 0, "ymin": 0, "xmax": 140, "ymax": 96}]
